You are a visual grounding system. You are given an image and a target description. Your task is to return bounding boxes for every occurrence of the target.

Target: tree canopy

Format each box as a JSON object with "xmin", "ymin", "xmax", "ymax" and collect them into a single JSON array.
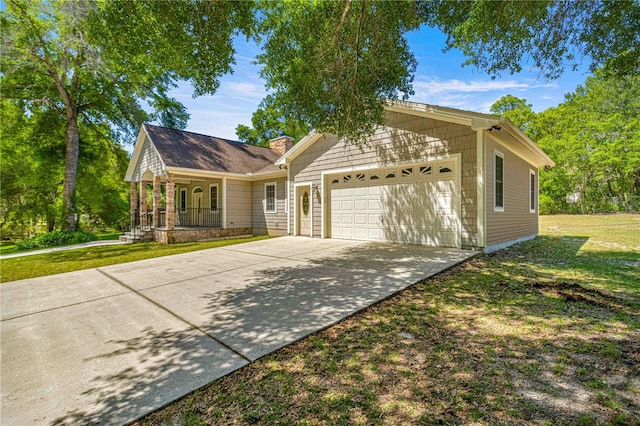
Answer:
[
  {"xmin": 251, "ymin": 0, "xmax": 639, "ymax": 142},
  {"xmin": 236, "ymin": 95, "xmax": 312, "ymax": 146},
  {"xmin": 1, "ymin": 0, "xmax": 252, "ymax": 231},
  {"xmin": 491, "ymin": 72, "xmax": 640, "ymax": 214}
]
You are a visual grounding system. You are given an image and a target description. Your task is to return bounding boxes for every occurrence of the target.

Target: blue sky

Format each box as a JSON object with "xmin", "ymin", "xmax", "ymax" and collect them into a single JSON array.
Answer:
[{"xmin": 169, "ymin": 26, "xmax": 590, "ymax": 140}]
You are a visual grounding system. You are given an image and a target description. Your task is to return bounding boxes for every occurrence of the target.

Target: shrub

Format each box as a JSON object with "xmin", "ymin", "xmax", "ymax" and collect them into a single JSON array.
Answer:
[{"xmin": 16, "ymin": 230, "xmax": 97, "ymax": 250}]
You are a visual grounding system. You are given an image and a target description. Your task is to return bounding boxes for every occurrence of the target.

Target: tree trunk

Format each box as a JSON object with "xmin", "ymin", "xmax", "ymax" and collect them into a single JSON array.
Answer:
[{"xmin": 62, "ymin": 113, "xmax": 80, "ymax": 231}]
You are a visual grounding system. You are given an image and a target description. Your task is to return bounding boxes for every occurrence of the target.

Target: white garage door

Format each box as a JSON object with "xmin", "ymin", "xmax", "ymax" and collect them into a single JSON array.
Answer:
[{"xmin": 329, "ymin": 160, "xmax": 460, "ymax": 247}]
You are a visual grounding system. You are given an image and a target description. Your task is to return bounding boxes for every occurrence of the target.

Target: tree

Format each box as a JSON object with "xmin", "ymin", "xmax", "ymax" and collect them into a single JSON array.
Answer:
[
  {"xmin": 0, "ymin": 99, "xmax": 64, "ymax": 237},
  {"xmin": 428, "ymin": 0, "xmax": 640, "ymax": 79},
  {"xmin": 1, "ymin": 0, "xmax": 253, "ymax": 231},
  {"xmin": 535, "ymin": 71, "xmax": 640, "ymax": 212},
  {"xmin": 236, "ymin": 95, "xmax": 311, "ymax": 146},
  {"xmin": 256, "ymin": 0, "xmax": 420, "ymax": 143},
  {"xmin": 490, "ymin": 95, "xmax": 538, "ymax": 136},
  {"xmin": 253, "ymin": 0, "xmax": 639, "ymax": 143}
]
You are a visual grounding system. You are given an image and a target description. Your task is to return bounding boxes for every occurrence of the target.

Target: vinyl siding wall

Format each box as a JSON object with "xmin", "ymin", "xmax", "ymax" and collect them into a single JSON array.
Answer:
[
  {"xmin": 289, "ymin": 111, "xmax": 479, "ymax": 247},
  {"xmin": 485, "ymin": 136, "xmax": 538, "ymax": 245},
  {"xmin": 252, "ymin": 177, "xmax": 288, "ymax": 235},
  {"xmin": 225, "ymin": 179, "xmax": 252, "ymax": 229},
  {"xmin": 131, "ymin": 136, "xmax": 164, "ymax": 180}
]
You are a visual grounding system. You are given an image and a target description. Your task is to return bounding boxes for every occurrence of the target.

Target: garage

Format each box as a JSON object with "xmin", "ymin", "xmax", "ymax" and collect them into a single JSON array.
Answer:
[{"xmin": 328, "ymin": 158, "xmax": 460, "ymax": 247}]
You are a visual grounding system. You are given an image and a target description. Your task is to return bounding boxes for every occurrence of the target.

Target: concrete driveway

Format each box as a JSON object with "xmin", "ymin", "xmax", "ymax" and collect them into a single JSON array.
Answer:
[{"xmin": 0, "ymin": 237, "xmax": 476, "ymax": 425}]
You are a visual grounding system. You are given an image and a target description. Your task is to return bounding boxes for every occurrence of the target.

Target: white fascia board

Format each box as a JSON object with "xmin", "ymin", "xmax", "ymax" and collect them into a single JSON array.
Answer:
[
  {"xmin": 166, "ymin": 167, "xmax": 285, "ymax": 181},
  {"xmin": 498, "ymin": 118, "xmax": 555, "ymax": 168},
  {"xmin": 245, "ymin": 170, "xmax": 287, "ymax": 179},
  {"xmin": 124, "ymin": 124, "xmax": 167, "ymax": 181},
  {"xmin": 275, "ymin": 131, "xmax": 323, "ymax": 165},
  {"xmin": 384, "ymin": 100, "xmax": 502, "ymax": 129}
]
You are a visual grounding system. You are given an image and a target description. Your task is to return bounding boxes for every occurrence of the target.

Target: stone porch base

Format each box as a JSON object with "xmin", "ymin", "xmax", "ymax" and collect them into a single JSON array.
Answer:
[{"xmin": 154, "ymin": 227, "xmax": 253, "ymax": 244}]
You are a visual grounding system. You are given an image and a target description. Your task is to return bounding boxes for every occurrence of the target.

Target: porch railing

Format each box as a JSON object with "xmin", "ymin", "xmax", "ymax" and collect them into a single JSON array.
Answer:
[
  {"xmin": 159, "ymin": 208, "xmax": 222, "ymax": 228},
  {"xmin": 128, "ymin": 210, "xmax": 152, "ymax": 236},
  {"xmin": 129, "ymin": 208, "xmax": 222, "ymax": 232}
]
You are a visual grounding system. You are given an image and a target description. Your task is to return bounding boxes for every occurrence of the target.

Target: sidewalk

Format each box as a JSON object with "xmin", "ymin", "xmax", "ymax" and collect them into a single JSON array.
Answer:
[{"xmin": 0, "ymin": 239, "xmax": 131, "ymax": 259}]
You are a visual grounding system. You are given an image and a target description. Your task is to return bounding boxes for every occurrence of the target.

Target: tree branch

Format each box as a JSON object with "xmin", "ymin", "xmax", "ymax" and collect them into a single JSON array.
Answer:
[{"xmin": 332, "ymin": 0, "xmax": 352, "ymax": 45}]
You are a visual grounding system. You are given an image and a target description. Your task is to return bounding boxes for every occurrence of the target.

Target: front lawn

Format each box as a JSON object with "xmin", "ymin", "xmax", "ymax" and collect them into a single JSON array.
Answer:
[
  {"xmin": 0, "ymin": 235, "xmax": 270, "ymax": 283},
  {"xmin": 138, "ymin": 214, "xmax": 640, "ymax": 425}
]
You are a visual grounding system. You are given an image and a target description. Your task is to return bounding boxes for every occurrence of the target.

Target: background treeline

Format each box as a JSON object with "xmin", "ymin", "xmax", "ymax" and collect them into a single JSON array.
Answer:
[{"xmin": 491, "ymin": 71, "xmax": 640, "ymax": 214}]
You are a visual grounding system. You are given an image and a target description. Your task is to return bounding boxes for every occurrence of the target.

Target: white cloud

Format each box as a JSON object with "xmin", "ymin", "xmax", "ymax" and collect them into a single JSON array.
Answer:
[{"xmin": 413, "ymin": 78, "xmax": 530, "ymax": 95}]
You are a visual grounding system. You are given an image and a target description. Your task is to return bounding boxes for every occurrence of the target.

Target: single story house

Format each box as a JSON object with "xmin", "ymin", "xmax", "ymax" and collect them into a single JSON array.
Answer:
[{"xmin": 124, "ymin": 100, "xmax": 554, "ymax": 252}]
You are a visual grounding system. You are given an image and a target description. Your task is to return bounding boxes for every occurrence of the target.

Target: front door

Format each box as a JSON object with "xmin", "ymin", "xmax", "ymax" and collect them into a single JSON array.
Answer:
[
  {"xmin": 192, "ymin": 187, "xmax": 203, "ymax": 225},
  {"xmin": 297, "ymin": 185, "xmax": 311, "ymax": 236}
]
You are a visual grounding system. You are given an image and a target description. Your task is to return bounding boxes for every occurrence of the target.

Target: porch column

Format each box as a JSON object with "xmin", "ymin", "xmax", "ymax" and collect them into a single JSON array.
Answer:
[
  {"xmin": 165, "ymin": 173, "xmax": 175, "ymax": 229},
  {"xmin": 153, "ymin": 175, "xmax": 162, "ymax": 228},
  {"xmin": 129, "ymin": 181, "xmax": 138, "ymax": 217},
  {"xmin": 139, "ymin": 180, "xmax": 148, "ymax": 222}
]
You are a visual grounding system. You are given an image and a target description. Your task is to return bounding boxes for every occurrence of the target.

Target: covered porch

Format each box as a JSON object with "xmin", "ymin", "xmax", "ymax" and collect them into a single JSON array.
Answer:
[{"xmin": 125, "ymin": 172, "xmax": 250, "ymax": 244}]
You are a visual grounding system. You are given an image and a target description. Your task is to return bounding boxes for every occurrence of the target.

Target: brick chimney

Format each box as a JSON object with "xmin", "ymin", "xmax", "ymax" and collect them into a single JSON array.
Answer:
[{"xmin": 269, "ymin": 135, "xmax": 294, "ymax": 155}]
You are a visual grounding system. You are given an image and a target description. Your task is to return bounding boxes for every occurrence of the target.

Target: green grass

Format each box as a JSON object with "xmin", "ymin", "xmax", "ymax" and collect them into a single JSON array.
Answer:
[
  {"xmin": 0, "ymin": 230, "xmax": 120, "ymax": 256},
  {"xmin": 0, "ymin": 241, "xmax": 18, "ymax": 255},
  {"xmin": 134, "ymin": 214, "xmax": 640, "ymax": 426},
  {"xmin": 0, "ymin": 235, "xmax": 270, "ymax": 282}
]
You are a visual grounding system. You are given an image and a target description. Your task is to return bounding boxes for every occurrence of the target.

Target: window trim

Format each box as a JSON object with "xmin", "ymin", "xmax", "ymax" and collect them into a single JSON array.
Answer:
[
  {"xmin": 264, "ymin": 182, "xmax": 277, "ymax": 213},
  {"xmin": 209, "ymin": 184, "xmax": 219, "ymax": 211},
  {"xmin": 529, "ymin": 169, "xmax": 536, "ymax": 213},
  {"xmin": 179, "ymin": 188, "xmax": 187, "ymax": 212},
  {"xmin": 494, "ymin": 150, "xmax": 505, "ymax": 212}
]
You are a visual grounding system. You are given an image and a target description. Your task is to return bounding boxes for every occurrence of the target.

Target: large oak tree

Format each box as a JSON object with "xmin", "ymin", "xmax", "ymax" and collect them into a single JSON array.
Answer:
[{"xmin": 1, "ymin": 0, "xmax": 252, "ymax": 231}]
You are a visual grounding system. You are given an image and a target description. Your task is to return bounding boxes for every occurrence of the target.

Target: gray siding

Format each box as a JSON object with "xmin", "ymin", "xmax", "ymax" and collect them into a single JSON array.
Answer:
[
  {"xmin": 289, "ymin": 111, "xmax": 479, "ymax": 247},
  {"xmin": 252, "ymin": 178, "xmax": 288, "ymax": 235},
  {"xmin": 485, "ymin": 136, "xmax": 538, "ymax": 245},
  {"xmin": 131, "ymin": 136, "xmax": 164, "ymax": 181},
  {"xmin": 226, "ymin": 179, "xmax": 252, "ymax": 228}
]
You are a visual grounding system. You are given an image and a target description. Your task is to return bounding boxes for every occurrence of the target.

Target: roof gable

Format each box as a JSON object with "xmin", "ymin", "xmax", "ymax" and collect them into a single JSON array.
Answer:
[{"xmin": 277, "ymin": 100, "xmax": 554, "ymax": 168}]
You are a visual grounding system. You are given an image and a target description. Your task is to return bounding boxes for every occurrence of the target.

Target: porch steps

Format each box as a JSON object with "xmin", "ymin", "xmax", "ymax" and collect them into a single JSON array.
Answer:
[{"xmin": 119, "ymin": 230, "xmax": 154, "ymax": 243}]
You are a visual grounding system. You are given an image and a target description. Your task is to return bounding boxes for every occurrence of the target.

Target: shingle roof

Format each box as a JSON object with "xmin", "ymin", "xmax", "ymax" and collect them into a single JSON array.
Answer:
[{"xmin": 144, "ymin": 124, "xmax": 281, "ymax": 174}]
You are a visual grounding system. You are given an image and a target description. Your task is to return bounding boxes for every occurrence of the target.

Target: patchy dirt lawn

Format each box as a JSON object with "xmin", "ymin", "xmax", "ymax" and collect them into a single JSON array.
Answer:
[{"xmin": 138, "ymin": 215, "xmax": 639, "ymax": 425}]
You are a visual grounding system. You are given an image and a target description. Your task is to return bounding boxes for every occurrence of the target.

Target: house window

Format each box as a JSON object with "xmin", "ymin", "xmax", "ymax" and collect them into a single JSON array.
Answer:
[
  {"xmin": 419, "ymin": 166, "xmax": 432, "ymax": 176},
  {"xmin": 401, "ymin": 167, "xmax": 413, "ymax": 177},
  {"xmin": 180, "ymin": 188, "xmax": 187, "ymax": 212},
  {"xmin": 356, "ymin": 173, "xmax": 365, "ymax": 181},
  {"xmin": 265, "ymin": 182, "xmax": 277, "ymax": 213},
  {"xmin": 210, "ymin": 184, "xmax": 219, "ymax": 211},
  {"xmin": 530, "ymin": 170, "xmax": 536, "ymax": 213},
  {"xmin": 494, "ymin": 151, "xmax": 504, "ymax": 211}
]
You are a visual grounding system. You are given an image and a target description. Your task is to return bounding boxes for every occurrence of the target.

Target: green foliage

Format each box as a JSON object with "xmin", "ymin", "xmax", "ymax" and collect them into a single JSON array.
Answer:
[
  {"xmin": 429, "ymin": 1, "xmax": 640, "ymax": 79},
  {"xmin": 236, "ymin": 95, "xmax": 311, "ymax": 146},
  {"xmin": 15, "ymin": 230, "xmax": 96, "ymax": 250},
  {"xmin": 489, "ymin": 95, "xmax": 537, "ymax": 135},
  {"xmin": 0, "ymin": 99, "xmax": 64, "ymax": 238},
  {"xmin": 256, "ymin": 0, "xmax": 420, "ymax": 143},
  {"xmin": 536, "ymin": 71, "xmax": 640, "ymax": 213},
  {"xmin": 1, "ymin": 0, "xmax": 253, "ymax": 231}
]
